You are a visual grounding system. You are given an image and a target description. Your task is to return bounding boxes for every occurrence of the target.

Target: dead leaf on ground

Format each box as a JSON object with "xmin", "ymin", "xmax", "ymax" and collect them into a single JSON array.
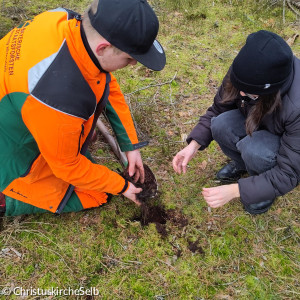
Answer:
[
  {"xmin": 181, "ymin": 133, "xmax": 187, "ymax": 142},
  {"xmin": 0, "ymin": 247, "xmax": 22, "ymax": 260},
  {"xmin": 174, "ymin": 11, "xmax": 182, "ymax": 17},
  {"xmin": 264, "ymin": 18, "xmax": 275, "ymax": 27},
  {"xmin": 215, "ymin": 294, "xmax": 234, "ymax": 300},
  {"xmin": 200, "ymin": 160, "xmax": 208, "ymax": 170}
]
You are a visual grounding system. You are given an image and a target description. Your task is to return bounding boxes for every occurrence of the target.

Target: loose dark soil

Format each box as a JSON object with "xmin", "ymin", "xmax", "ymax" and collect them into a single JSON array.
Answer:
[
  {"xmin": 121, "ymin": 164, "xmax": 200, "ymax": 253},
  {"xmin": 134, "ymin": 205, "xmax": 205, "ymax": 255},
  {"xmin": 140, "ymin": 204, "xmax": 167, "ymax": 226},
  {"xmin": 121, "ymin": 164, "xmax": 189, "ymax": 238},
  {"xmin": 188, "ymin": 240, "xmax": 205, "ymax": 255},
  {"xmin": 155, "ymin": 223, "xmax": 168, "ymax": 238},
  {"xmin": 133, "ymin": 203, "xmax": 189, "ymax": 239},
  {"xmin": 121, "ymin": 164, "xmax": 158, "ymax": 201}
]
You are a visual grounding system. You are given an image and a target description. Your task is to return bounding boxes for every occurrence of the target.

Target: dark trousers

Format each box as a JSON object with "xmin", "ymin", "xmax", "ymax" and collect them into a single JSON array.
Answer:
[{"xmin": 211, "ymin": 109, "xmax": 280, "ymax": 176}]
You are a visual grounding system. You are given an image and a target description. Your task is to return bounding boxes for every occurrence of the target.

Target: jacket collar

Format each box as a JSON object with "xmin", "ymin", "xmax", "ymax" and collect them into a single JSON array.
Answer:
[
  {"xmin": 64, "ymin": 18, "xmax": 107, "ymax": 78},
  {"xmin": 80, "ymin": 22, "xmax": 107, "ymax": 73}
]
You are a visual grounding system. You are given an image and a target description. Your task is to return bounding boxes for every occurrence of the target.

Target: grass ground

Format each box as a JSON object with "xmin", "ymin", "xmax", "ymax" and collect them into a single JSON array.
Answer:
[{"xmin": 0, "ymin": 0, "xmax": 299, "ymax": 299}]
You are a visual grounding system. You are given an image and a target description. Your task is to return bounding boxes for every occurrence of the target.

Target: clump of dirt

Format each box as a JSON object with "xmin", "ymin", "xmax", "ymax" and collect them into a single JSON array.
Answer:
[
  {"xmin": 132, "ymin": 203, "xmax": 189, "ymax": 239},
  {"xmin": 120, "ymin": 164, "xmax": 157, "ymax": 201},
  {"xmin": 140, "ymin": 204, "xmax": 167, "ymax": 226},
  {"xmin": 188, "ymin": 240, "xmax": 205, "ymax": 255},
  {"xmin": 155, "ymin": 223, "xmax": 168, "ymax": 238}
]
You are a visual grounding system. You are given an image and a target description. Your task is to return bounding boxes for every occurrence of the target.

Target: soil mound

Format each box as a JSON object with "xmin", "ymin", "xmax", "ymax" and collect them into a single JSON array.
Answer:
[{"xmin": 120, "ymin": 164, "xmax": 157, "ymax": 201}]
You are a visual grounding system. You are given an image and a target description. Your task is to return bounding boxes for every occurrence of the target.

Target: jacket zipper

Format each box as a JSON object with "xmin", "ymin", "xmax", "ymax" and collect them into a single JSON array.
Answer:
[{"xmin": 77, "ymin": 124, "xmax": 85, "ymax": 156}]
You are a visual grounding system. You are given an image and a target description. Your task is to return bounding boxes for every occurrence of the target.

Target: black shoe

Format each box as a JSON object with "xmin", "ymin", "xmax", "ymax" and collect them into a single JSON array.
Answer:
[
  {"xmin": 216, "ymin": 161, "xmax": 246, "ymax": 183},
  {"xmin": 243, "ymin": 199, "xmax": 275, "ymax": 215}
]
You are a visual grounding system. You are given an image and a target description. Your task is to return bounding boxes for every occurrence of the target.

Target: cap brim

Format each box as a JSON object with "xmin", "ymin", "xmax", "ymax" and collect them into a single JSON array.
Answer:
[{"xmin": 131, "ymin": 40, "xmax": 166, "ymax": 71}]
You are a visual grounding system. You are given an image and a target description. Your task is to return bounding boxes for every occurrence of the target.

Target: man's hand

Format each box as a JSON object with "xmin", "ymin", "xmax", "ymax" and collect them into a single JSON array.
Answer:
[
  {"xmin": 125, "ymin": 149, "xmax": 145, "ymax": 183},
  {"xmin": 202, "ymin": 183, "xmax": 240, "ymax": 208},
  {"xmin": 122, "ymin": 182, "xmax": 142, "ymax": 205},
  {"xmin": 172, "ymin": 140, "xmax": 201, "ymax": 174}
]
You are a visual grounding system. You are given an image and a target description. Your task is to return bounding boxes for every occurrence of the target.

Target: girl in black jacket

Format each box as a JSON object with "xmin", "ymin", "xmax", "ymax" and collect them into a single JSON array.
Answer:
[{"xmin": 173, "ymin": 30, "xmax": 299, "ymax": 214}]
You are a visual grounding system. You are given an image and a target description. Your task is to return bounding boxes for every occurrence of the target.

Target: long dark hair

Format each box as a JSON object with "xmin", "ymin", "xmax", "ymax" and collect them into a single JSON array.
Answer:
[{"xmin": 222, "ymin": 75, "xmax": 281, "ymax": 135}]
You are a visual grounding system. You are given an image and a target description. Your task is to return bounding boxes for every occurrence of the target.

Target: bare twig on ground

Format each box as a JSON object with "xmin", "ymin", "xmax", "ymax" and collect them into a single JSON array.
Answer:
[
  {"xmin": 125, "ymin": 72, "xmax": 177, "ymax": 96},
  {"xmin": 14, "ymin": 229, "xmax": 65, "ymax": 251},
  {"xmin": 214, "ymin": 275, "xmax": 247, "ymax": 286},
  {"xmin": 96, "ymin": 119, "xmax": 128, "ymax": 168},
  {"xmin": 103, "ymin": 255, "xmax": 142, "ymax": 265},
  {"xmin": 38, "ymin": 245, "xmax": 76, "ymax": 276},
  {"xmin": 283, "ymin": 0, "xmax": 286, "ymax": 23},
  {"xmin": 156, "ymin": 258, "xmax": 176, "ymax": 270},
  {"xmin": 98, "ymin": 260, "xmax": 114, "ymax": 273},
  {"xmin": 0, "ymin": 247, "xmax": 22, "ymax": 259},
  {"xmin": 286, "ymin": 33, "xmax": 299, "ymax": 46},
  {"xmin": 287, "ymin": 0, "xmax": 300, "ymax": 17}
]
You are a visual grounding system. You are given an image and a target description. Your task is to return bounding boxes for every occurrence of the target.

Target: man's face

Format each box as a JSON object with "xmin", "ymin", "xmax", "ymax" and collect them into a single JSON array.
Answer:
[{"xmin": 100, "ymin": 46, "xmax": 137, "ymax": 72}]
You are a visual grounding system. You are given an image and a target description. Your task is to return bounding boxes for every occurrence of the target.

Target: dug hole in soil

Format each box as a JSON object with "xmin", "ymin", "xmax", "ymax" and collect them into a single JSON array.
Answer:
[{"xmin": 121, "ymin": 164, "xmax": 189, "ymax": 238}]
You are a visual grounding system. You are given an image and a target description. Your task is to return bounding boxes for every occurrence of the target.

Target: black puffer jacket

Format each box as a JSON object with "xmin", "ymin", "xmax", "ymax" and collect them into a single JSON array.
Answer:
[{"xmin": 187, "ymin": 56, "xmax": 300, "ymax": 205}]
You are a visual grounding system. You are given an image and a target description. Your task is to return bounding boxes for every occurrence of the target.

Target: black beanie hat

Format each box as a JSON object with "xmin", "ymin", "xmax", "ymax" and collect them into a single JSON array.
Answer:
[{"xmin": 230, "ymin": 30, "xmax": 293, "ymax": 95}]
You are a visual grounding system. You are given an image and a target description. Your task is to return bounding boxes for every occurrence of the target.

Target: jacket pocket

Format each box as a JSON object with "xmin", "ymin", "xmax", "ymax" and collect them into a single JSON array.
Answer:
[{"xmin": 57, "ymin": 124, "xmax": 84, "ymax": 160}]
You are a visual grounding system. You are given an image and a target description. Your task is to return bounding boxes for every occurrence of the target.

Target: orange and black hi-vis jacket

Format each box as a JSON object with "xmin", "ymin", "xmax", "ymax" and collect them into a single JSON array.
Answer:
[{"xmin": 0, "ymin": 8, "xmax": 145, "ymax": 213}]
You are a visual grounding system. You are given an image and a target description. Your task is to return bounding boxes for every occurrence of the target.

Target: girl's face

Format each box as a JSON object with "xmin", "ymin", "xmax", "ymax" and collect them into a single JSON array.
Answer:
[{"xmin": 240, "ymin": 91, "xmax": 259, "ymax": 101}]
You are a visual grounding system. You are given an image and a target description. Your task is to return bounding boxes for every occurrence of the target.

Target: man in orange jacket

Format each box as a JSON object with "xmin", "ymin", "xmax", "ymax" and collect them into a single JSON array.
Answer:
[{"xmin": 0, "ymin": 0, "xmax": 166, "ymax": 216}]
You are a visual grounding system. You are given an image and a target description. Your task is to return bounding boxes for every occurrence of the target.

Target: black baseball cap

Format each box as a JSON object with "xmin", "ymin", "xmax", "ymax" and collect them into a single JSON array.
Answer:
[{"xmin": 88, "ymin": 0, "xmax": 166, "ymax": 71}]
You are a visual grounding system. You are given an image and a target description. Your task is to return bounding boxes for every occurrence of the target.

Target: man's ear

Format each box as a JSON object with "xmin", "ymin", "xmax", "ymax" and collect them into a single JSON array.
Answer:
[{"xmin": 96, "ymin": 42, "xmax": 111, "ymax": 56}]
